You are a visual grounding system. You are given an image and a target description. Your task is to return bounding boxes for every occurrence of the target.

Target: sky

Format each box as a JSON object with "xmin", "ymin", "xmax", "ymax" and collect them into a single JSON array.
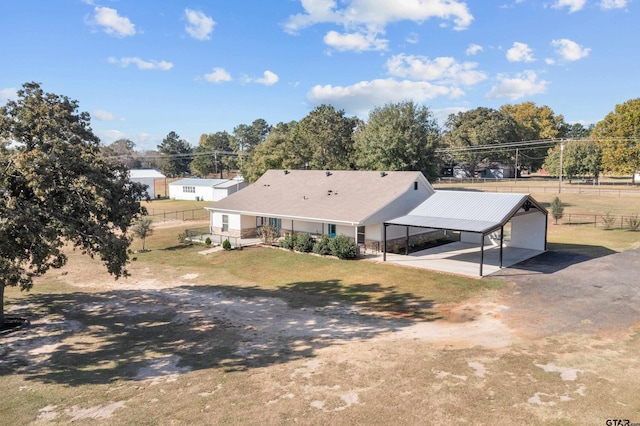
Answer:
[{"xmin": 1, "ymin": 0, "xmax": 638, "ymax": 151}]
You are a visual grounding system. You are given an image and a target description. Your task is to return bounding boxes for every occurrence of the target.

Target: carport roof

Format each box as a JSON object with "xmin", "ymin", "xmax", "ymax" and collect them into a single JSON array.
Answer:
[{"xmin": 386, "ymin": 190, "xmax": 546, "ymax": 234}]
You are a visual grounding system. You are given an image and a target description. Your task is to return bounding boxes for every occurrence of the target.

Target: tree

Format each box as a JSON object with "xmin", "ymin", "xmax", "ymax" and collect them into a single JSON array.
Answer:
[
  {"xmin": 566, "ymin": 123, "xmax": 594, "ymax": 139},
  {"xmin": 354, "ymin": 101, "xmax": 441, "ymax": 179},
  {"xmin": 443, "ymin": 107, "xmax": 519, "ymax": 176},
  {"xmin": 191, "ymin": 131, "xmax": 233, "ymax": 178},
  {"xmin": 232, "ymin": 118, "xmax": 272, "ymax": 168},
  {"xmin": 157, "ymin": 131, "xmax": 192, "ymax": 177},
  {"xmin": 542, "ymin": 141, "xmax": 602, "ymax": 180},
  {"xmin": 241, "ymin": 121, "xmax": 299, "ymax": 182},
  {"xmin": 294, "ymin": 104, "xmax": 358, "ymax": 170},
  {"xmin": 550, "ymin": 197, "xmax": 564, "ymax": 224},
  {"xmin": 102, "ymin": 138, "xmax": 141, "ymax": 169},
  {"xmin": 592, "ymin": 98, "xmax": 640, "ymax": 175},
  {"xmin": 132, "ymin": 217, "xmax": 154, "ymax": 251},
  {"xmin": 500, "ymin": 102, "xmax": 568, "ymax": 171},
  {"xmin": 0, "ymin": 82, "xmax": 147, "ymax": 325}
]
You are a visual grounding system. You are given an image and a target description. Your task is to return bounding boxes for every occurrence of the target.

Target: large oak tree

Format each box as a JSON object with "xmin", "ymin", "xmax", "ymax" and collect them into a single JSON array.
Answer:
[{"xmin": 0, "ymin": 82, "xmax": 147, "ymax": 325}]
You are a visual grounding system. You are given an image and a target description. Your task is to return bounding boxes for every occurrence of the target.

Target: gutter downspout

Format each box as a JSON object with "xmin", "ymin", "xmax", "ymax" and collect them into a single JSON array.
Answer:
[{"xmin": 479, "ymin": 233, "xmax": 485, "ymax": 277}]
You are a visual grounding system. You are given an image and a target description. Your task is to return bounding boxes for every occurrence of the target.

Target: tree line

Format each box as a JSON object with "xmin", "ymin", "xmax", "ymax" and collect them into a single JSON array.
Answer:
[{"xmin": 106, "ymin": 98, "xmax": 640, "ymax": 183}]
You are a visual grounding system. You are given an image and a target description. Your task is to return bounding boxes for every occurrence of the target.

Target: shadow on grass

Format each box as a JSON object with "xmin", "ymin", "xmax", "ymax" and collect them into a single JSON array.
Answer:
[
  {"xmin": 277, "ymin": 280, "xmax": 438, "ymax": 320},
  {"xmin": 1, "ymin": 281, "xmax": 429, "ymax": 386}
]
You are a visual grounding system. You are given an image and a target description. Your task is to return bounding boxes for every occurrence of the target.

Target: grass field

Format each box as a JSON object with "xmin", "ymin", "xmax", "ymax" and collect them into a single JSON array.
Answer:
[{"xmin": 2, "ymin": 195, "xmax": 640, "ymax": 425}]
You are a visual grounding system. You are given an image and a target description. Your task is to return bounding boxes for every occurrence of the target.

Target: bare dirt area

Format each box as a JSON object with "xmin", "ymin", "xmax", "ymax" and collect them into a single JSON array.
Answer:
[{"xmin": 2, "ymin": 247, "xmax": 640, "ymax": 424}]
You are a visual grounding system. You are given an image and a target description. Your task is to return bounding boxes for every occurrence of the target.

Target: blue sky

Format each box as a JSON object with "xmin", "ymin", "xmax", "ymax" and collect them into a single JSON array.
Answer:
[{"xmin": 1, "ymin": 0, "xmax": 637, "ymax": 151}]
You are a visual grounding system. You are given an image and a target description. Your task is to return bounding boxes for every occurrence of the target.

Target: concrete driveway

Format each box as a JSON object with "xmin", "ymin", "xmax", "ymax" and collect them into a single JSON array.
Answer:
[{"xmin": 492, "ymin": 248, "xmax": 640, "ymax": 338}]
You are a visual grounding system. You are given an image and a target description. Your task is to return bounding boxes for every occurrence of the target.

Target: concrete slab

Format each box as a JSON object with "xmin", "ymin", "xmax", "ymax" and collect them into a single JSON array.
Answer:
[{"xmin": 372, "ymin": 242, "xmax": 544, "ymax": 278}]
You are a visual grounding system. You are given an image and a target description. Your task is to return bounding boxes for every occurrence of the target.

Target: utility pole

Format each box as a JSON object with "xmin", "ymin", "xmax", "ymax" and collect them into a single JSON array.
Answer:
[
  {"xmin": 515, "ymin": 148, "xmax": 519, "ymax": 183},
  {"xmin": 558, "ymin": 141, "xmax": 564, "ymax": 194}
]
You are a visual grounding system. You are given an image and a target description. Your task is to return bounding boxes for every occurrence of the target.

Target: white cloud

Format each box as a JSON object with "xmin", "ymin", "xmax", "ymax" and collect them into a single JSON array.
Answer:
[
  {"xmin": 406, "ymin": 32, "xmax": 419, "ymax": 44},
  {"xmin": 486, "ymin": 70, "xmax": 548, "ymax": 100},
  {"xmin": 185, "ymin": 9, "xmax": 215, "ymax": 40},
  {"xmin": 307, "ymin": 78, "xmax": 462, "ymax": 117},
  {"xmin": 0, "ymin": 87, "xmax": 17, "ymax": 103},
  {"xmin": 108, "ymin": 57, "xmax": 173, "ymax": 70},
  {"xmin": 466, "ymin": 44, "xmax": 483, "ymax": 55},
  {"xmin": 385, "ymin": 54, "xmax": 487, "ymax": 86},
  {"xmin": 600, "ymin": 0, "xmax": 629, "ymax": 9},
  {"xmin": 284, "ymin": 0, "xmax": 473, "ymax": 35},
  {"xmin": 552, "ymin": 0, "xmax": 586, "ymax": 12},
  {"xmin": 253, "ymin": 70, "xmax": 279, "ymax": 86},
  {"xmin": 551, "ymin": 38, "xmax": 590, "ymax": 61},
  {"xmin": 506, "ymin": 42, "xmax": 535, "ymax": 62},
  {"xmin": 323, "ymin": 30, "xmax": 388, "ymax": 52},
  {"xmin": 92, "ymin": 7, "xmax": 136, "ymax": 37},
  {"xmin": 93, "ymin": 109, "xmax": 116, "ymax": 121},
  {"xmin": 203, "ymin": 67, "xmax": 232, "ymax": 83}
]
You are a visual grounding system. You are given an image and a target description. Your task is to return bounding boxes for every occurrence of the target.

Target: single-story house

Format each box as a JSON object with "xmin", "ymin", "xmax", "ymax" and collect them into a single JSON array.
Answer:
[
  {"xmin": 169, "ymin": 177, "xmax": 247, "ymax": 202},
  {"xmin": 129, "ymin": 169, "xmax": 165, "ymax": 199},
  {"xmin": 206, "ymin": 169, "xmax": 437, "ymax": 249},
  {"xmin": 206, "ymin": 169, "xmax": 548, "ymax": 276}
]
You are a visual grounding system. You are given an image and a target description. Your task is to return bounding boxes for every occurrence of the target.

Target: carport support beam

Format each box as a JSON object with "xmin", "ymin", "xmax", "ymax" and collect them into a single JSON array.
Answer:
[
  {"xmin": 405, "ymin": 226, "xmax": 409, "ymax": 255},
  {"xmin": 479, "ymin": 233, "xmax": 485, "ymax": 277},
  {"xmin": 499, "ymin": 226, "xmax": 504, "ymax": 268}
]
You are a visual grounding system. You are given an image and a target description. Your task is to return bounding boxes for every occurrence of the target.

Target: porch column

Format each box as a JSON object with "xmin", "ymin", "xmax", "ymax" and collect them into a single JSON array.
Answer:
[{"xmin": 383, "ymin": 223, "xmax": 387, "ymax": 261}]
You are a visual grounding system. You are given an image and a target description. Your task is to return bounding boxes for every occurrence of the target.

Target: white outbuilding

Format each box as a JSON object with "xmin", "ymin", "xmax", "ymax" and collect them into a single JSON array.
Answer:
[
  {"xmin": 169, "ymin": 177, "xmax": 247, "ymax": 202},
  {"xmin": 129, "ymin": 169, "xmax": 166, "ymax": 199}
]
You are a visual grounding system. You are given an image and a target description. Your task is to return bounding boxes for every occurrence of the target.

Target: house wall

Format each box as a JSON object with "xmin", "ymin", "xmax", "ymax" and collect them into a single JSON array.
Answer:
[
  {"xmin": 363, "ymin": 180, "xmax": 433, "ymax": 226},
  {"xmin": 131, "ymin": 177, "xmax": 156, "ymax": 199},
  {"xmin": 210, "ymin": 212, "xmax": 243, "ymax": 237},
  {"xmin": 170, "ymin": 184, "xmax": 214, "ymax": 201},
  {"xmin": 509, "ymin": 211, "xmax": 547, "ymax": 250}
]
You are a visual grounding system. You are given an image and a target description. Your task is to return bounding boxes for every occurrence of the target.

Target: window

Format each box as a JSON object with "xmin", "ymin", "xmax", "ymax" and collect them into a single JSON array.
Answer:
[
  {"xmin": 183, "ymin": 186, "xmax": 195, "ymax": 193},
  {"xmin": 357, "ymin": 226, "xmax": 365, "ymax": 244},
  {"xmin": 222, "ymin": 215, "xmax": 229, "ymax": 232}
]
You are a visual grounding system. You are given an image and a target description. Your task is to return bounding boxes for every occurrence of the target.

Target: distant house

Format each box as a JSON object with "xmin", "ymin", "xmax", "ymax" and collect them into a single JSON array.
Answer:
[
  {"xmin": 205, "ymin": 170, "xmax": 436, "ymax": 249},
  {"xmin": 169, "ymin": 177, "xmax": 247, "ymax": 202},
  {"xmin": 476, "ymin": 162, "xmax": 516, "ymax": 179},
  {"xmin": 129, "ymin": 169, "xmax": 165, "ymax": 199}
]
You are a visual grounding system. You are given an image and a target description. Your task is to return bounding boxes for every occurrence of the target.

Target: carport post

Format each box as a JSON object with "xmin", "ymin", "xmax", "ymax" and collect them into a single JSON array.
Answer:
[
  {"xmin": 479, "ymin": 233, "xmax": 485, "ymax": 277},
  {"xmin": 499, "ymin": 226, "xmax": 504, "ymax": 268},
  {"xmin": 405, "ymin": 226, "xmax": 409, "ymax": 255},
  {"xmin": 383, "ymin": 223, "xmax": 387, "ymax": 261}
]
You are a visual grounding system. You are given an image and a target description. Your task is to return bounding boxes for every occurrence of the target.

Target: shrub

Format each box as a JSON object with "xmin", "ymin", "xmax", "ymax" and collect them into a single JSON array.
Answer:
[
  {"xmin": 260, "ymin": 225, "xmax": 278, "ymax": 245},
  {"xmin": 222, "ymin": 239, "xmax": 232, "ymax": 250},
  {"xmin": 626, "ymin": 213, "xmax": 640, "ymax": 231},
  {"xmin": 601, "ymin": 212, "xmax": 616, "ymax": 230},
  {"xmin": 205, "ymin": 237, "xmax": 212, "ymax": 246},
  {"xmin": 312, "ymin": 235, "xmax": 332, "ymax": 255},
  {"xmin": 178, "ymin": 232, "xmax": 191, "ymax": 245},
  {"xmin": 329, "ymin": 235, "xmax": 357, "ymax": 259},
  {"xmin": 392, "ymin": 244, "xmax": 400, "ymax": 254},
  {"xmin": 550, "ymin": 197, "xmax": 564, "ymax": 224},
  {"xmin": 294, "ymin": 233, "xmax": 314, "ymax": 253},
  {"xmin": 280, "ymin": 234, "xmax": 295, "ymax": 250}
]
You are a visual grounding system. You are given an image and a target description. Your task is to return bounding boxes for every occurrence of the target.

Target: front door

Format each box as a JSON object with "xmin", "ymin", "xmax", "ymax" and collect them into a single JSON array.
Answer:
[{"xmin": 327, "ymin": 223, "xmax": 336, "ymax": 238}]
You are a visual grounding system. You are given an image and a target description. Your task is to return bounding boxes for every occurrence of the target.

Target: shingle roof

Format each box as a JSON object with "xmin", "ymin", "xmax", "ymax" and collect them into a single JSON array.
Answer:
[
  {"xmin": 208, "ymin": 170, "xmax": 434, "ymax": 225},
  {"xmin": 387, "ymin": 190, "xmax": 546, "ymax": 233}
]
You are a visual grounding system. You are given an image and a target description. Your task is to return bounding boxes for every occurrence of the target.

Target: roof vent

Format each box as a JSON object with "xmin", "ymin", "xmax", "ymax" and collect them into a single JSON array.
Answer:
[
  {"xmin": 380, "ymin": 171, "xmax": 387, "ymax": 177},
  {"xmin": 326, "ymin": 171, "xmax": 332, "ymax": 176},
  {"xmin": 284, "ymin": 170, "xmax": 289, "ymax": 175}
]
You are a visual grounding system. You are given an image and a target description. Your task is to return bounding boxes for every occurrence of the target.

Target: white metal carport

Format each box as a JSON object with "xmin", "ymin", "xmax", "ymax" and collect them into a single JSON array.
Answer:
[{"xmin": 383, "ymin": 191, "xmax": 548, "ymax": 277}]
